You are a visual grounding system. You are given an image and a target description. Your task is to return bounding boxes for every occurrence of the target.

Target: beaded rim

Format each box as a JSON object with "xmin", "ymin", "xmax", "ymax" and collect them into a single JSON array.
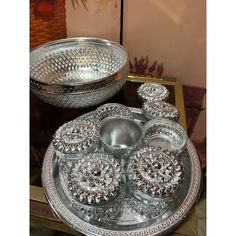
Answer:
[{"xmin": 95, "ymin": 103, "xmax": 133, "ymax": 123}]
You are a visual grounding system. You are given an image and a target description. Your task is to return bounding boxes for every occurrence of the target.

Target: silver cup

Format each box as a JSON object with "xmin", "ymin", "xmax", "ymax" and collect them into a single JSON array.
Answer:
[{"xmin": 99, "ymin": 117, "xmax": 142, "ymax": 164}]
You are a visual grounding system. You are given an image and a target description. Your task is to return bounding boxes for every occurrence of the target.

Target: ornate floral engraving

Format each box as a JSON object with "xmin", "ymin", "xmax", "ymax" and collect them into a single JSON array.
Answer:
[
  {"xmin": 127, "ymin": 146, "xmax": 183, "ymax": 199},
  {"xmin": 137, "ymin": 82, "xmax": 169, "ymax": 102},
  {"xmin": 142, "ymin": 100, "xmax": 179, "ymax": 121},
  {"xmin": 67, "ymin": 153, "xmax": 122, "ymax": 205}
]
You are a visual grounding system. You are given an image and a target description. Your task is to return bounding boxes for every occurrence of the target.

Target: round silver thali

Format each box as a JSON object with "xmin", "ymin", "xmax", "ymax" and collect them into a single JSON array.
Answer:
[{"xmin": 42, "ymin": 108, "xmax": 202, "ymax": 236}]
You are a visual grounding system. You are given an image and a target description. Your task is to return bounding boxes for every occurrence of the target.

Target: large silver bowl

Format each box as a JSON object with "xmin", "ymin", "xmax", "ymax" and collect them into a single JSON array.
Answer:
[{"xmin": 30, "ymin": 38, "xmax": 129, "ymax": 108}]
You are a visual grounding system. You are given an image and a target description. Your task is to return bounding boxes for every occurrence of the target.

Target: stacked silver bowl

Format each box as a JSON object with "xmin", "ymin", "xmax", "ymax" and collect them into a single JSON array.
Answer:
[{"xmin": 30, "ymin": 38, "xmax": 129, "ymax": 108}]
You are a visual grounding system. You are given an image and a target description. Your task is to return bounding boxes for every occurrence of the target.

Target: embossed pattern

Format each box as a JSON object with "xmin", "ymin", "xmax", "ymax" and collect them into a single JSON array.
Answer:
[
  {"xmin": 67, "ymin": 153, "xmax": 123, "ymax": 206},
  {"xmin": 143, "ymin": 118, "xmax": 187, "ymax": 154},
  {"xmin": 53, "ymin": 119, "xmax": 98, "ymax": 155},
  {"xmin": 42, "ymin": 140, "xmax": 201, "ymax": 236},
  {"xmin": 142, "ymin": 99, "xmax": 179, "ymax": 121},
  {"xmin": 127, "ymin": 147, "xmax": 183, "ymax": 199},
  {"xmin": 95, "ymin": 103, "xmax": 133, "ymax": 123},
  {"xmin": 42, "ymin": 108, "xmax": 201, "ymax": 236},
  {"xmin": 30, "ymin": 38, "xmax": 128, "ymax": 107},
  {"xmin": 137, "ymin": 82, "xmax": 169, "ymax": 102}
]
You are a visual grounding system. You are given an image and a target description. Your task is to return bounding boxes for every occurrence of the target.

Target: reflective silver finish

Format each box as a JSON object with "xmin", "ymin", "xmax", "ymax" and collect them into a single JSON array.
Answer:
[
  {"xmin": 30, "ymin": 38, "xmax": 129, "ymax": 108},
  {"xmin": 143, "ymin": 118, "xmax": 187, "ymax": 154},
  {"xmin": 137, "ymin": 82, "xmax": 169, "ymax": 102},
  {"xmin": 142, "ymin": 99, "xmax": 179, "ymax": 121},
  {"xmin": 58, "ymin": 153, "xmax": 124, "ymax": 223},
  {"xmin": 66, "ymin": 152, "xmax": 123, "ymax": 206},
  {"xmin": 95, "ymin": 103, "xmax": 133, "ymax": 123},
  {"xmin": 52, "ymin": 119, "xmax": 98, "ymax": 159},
  {"xmin": 127, "ymin": 147, "xmax": 183, "ymax": 202},
  {"xmin": 99, "ymin": 117, "xmax": 142, "ymax": 160},
  {"xmin": 42, "ymin": 108, "xmax": 202, "ymax": 236}
]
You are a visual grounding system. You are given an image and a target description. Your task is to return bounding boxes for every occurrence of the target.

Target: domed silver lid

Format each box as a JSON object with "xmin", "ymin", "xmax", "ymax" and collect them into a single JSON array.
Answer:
[
  {"xmin": 137, "ymin": 82, "xmax": 169, "ymax": 102},
  {"xmin": 142, "ymin": 99, "xmax": 179, "ymax": 121},
  {"xmin": 127, "ymin": 146, "xmax": 183, "ymax": 199},
  {"xmin": 53, "ymin": 119, "xmax": 98, "ymax": 155},
  {"xmin": 67, "ymin": 152, "xmax": 123, "ymax": 206}
]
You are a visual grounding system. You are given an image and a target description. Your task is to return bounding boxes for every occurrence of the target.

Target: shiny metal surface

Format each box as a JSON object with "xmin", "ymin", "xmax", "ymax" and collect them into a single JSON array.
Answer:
[
  {"xmin": 30, "ymin": 38, "xmax": 128, "ymax": 108},
  {"xmin": 143, "ymin": 118, "xmax": 187, "ymax": 154},
  {"xmin": 142, "ymin": 99, "xmax": 179, "ymax": 121},
  {"xmin": 95, "ymin": 103, "xmax": 133, "ymax": 123},
  {"xmin": 137, "ymin": 82, "xmax": 169, "ymax": 102},
  {"xmin": 52, "ymin": 119, "xmax": 99, "ymax": 159},
  {"xmin": 42, "ymin": 108, "xmax": 201, "ymax": 236},
  {"xmin": 127, "ymin": 147, "xmax": 183, "ymax": 202},
  {"xmin": 99, "ymin": 117, "xmax": 142, "ymax": 160}
]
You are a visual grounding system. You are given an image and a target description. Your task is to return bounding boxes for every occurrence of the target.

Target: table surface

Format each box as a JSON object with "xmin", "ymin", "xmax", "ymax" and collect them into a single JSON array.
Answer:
[{"xmin": 30, "ymin": 75, "xmax": 198, "ymax": 236}]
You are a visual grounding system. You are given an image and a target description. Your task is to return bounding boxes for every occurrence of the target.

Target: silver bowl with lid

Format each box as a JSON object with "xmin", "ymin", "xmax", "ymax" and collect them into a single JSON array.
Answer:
[
  {"xmin": 59, "ymin": 152, "xmax": 124, "ymax": 222},
  {"xmin": 52, "ymin": 119, "xmax": 99, "ymax": 159},
  {"xmin": 30, "ymin": 37, "xmax": 129, "ymax": 108},
  {"xmin": 137, "ymin": 82, "xmax": 169, "ymax": 102},
  {"xmin": 127, "ymin": 146, "xmax": 183, "ymax": 202},
  {"xmin": 142, "ymin": 99, "xmax": 179, "ymax": 121}
]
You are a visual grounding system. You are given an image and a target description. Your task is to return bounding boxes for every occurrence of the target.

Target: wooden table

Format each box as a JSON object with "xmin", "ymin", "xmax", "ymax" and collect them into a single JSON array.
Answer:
[{"xmin": 30, "ymin": 75, "xmax": 198, "ymax": 235}]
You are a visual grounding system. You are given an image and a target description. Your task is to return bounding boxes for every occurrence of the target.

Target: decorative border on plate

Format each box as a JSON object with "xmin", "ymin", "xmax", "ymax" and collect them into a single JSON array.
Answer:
[{"xmin": 42, "ymin": 115, "xmax": 201, "ymax": 236}]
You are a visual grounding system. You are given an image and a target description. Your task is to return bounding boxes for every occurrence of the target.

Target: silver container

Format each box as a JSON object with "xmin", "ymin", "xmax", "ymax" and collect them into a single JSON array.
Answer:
[
  {"xmin": 142, "ymin": 99, "xmax": 179, "ymax": 121},
  {"xmin": 99, "ymin": 117, "xmax": 142, "ymax": 162},
  {"xmin": 52, "ymin": 119, "xmax": 99, "ymax": 160},
  {"xmin": 30, "ymin": 38, "xmax": 129, "ymax": 108},
  {"xmin": 127, "ymin": 146, "xmax": 183, "ymax": 203},
  {"xmin": 137, "ymin": 82, "xmax": 169, "ymax": 102},
  {"xmin": 58, "ymin": 152, "xmax": 124, "ymax": 223},
  {"xmin": 143, "ymin": 118, "xmax": 187, "ymax": 154}
]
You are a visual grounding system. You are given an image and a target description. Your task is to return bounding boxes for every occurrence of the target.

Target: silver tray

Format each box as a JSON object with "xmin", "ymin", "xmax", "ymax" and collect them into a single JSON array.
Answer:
[{"xmin": 42, "ymin": 108, "xmax": 202, "ymax": 236}]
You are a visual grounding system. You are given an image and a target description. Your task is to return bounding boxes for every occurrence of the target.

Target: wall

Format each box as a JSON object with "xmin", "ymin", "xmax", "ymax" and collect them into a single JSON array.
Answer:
[
  {"xmin": 123, "ymin": 0, "xmax": 206, "ymax": 87},
  {"xmin": 65, "ymin": 0, "xmax": 120, "ymax": 43}
]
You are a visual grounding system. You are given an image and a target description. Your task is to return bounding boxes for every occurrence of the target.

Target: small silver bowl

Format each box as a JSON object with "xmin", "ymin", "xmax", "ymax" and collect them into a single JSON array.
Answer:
[
  {"xmin": 95, "ymin": 103, "xmax": 133, "ymax": 124},
  {"xmin": 52, "ymin": 119, "xmax": 98, "ymax": 159},
  {"xmin": 137, "ymin": 82, "xmax": 169, "ymax": 102},
  {"xmin": 142, "ymin": 99, "xmax": 179, "ymax": 121},
  {"xmin": 127, "ymin": 146, "xmax": 183, "ymax": 202},
  {"xmin": 142, "ymin": 118, "xmax": 187, "ymax": 154},
  {"xmin": 99, "ymin": 117, "xmax": 142, "ymax": 162},
  {"xmin": 30, "ymin": 38, "xmax": 128, "ymax": 108}
]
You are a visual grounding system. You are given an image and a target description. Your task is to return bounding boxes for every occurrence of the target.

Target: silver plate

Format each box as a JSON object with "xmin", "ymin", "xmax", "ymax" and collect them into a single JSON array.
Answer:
[{"xmin": 42, "ymin": 108, "xmax": 201, "ymax": 236}]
